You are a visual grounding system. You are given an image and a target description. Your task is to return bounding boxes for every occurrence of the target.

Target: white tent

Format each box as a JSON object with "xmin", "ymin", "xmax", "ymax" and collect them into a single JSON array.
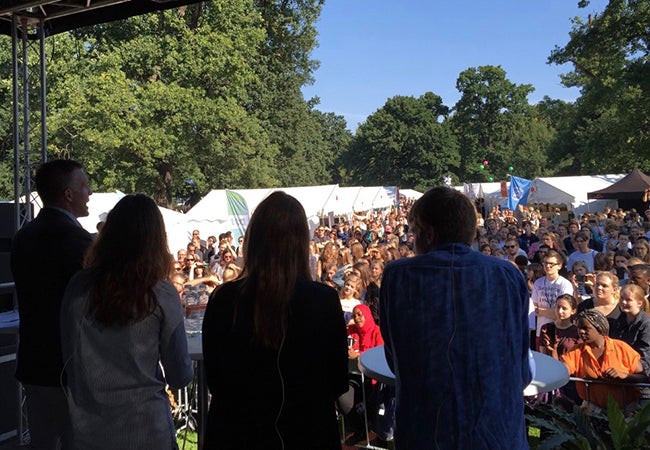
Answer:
[
  {"xmin": 399, "ymin": 189, "xmax": 423, "ymax": 200},
  {"xmin": 185, "ymin": 185, "xmax": 340, "ymax": 238},
  {"xmin": 16, "ymin": 191, "xmax": 189, "ymax": 253},
  {"xmin": 528, "ymin": 175, "xmax": 624, "ymax": 213},
  {"xmin": 455, "ymin": 175, "xmax": 624, "ymax": 214},
  {"xmin": 353, "ymin": 186, "xmax": 395, "ymax": 212},
  {"xmin": 320, "ymin": 186, "xmax": 361, "ymax": 217}
]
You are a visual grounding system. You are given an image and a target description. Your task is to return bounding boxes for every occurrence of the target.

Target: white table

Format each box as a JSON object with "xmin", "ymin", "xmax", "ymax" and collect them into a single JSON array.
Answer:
[
  {"xmin": 523, "ymin": 351, "xmax": 570, "ymax": 396},
  {"xmin": 358, "ymin": 346, "xmax": 569, "ymax": 395}
]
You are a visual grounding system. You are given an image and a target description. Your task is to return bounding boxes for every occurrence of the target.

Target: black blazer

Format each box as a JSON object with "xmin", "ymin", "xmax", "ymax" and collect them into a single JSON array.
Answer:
[{"xmin": 10, "ymin": 207, "xmax": 93, "ymax": 386}]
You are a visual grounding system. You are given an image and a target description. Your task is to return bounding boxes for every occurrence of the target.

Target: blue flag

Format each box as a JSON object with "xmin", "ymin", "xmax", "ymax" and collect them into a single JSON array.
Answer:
[{"xmin": 507, "ymin": 176, "xmax": 531, "ymax": 210}]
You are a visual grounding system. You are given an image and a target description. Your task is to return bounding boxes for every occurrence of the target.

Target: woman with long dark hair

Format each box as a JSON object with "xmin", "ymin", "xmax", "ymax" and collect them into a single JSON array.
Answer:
[
  {"xmin": 202, "ymin": 192, "xmax": 349, "ymax": 449},
  {"xmin": 60, "ymin": 194, "xmax": 192, "ymax": 450}
]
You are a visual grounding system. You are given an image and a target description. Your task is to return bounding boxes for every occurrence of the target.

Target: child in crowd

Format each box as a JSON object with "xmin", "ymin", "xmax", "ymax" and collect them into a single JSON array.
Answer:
[
  {"xmin": 540, "ymin": 294, "xmax": 581, "ymax": 357},
  {"xmin": 323, "ymin": 263, "xmax": 339, "ymax": 292},
  {"xmin": 614, "ymin": 250, "xmax": 631, "ymax": 281},
  {"xmin": 340, "ymin": 274, "xmax": 362, "ymax": 324},
  {"xmin": 571, "ymin": 261, "xmax": 592, "ymax": 298},
  {"xmin": 537, "ymin": 294, "xmax": 582, "ymax": 405}
]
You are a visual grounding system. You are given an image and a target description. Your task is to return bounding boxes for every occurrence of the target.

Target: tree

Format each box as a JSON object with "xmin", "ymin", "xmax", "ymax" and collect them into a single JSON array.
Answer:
[
  {"xmin": 313, "ymin": 108, "xmax": 353, "ymax": 184},
  {"xmin": 250, "ymin": 0, "xmax": 332, "ymax": 187},
  {"xmin": 0, "ymin": 36, "xmax": 13, "ymax": 199},
  {"xmin": 44, "ymin": 1, "xmax": 280, "ymax": 206},
  {"xmin": 342, "ymin": 92, "xmax": 459, "ymax": 191},
  {"xmin": 549, "ymin": 0, "xmax": 650, "ymax": 173},
  {"xmin": 534, "ymin": 96, "xmax": 580, "ymax": 175},
  {"xmin": 451, "ymin": 65, "xmax": 551, "ymax": 182}
]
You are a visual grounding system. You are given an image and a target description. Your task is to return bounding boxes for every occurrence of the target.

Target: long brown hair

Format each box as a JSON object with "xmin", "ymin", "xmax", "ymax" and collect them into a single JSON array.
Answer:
[
  {"xmin": 241, "ymin": 191, "xmax": 311, "ymax": 350},
  {"xmin": 84, "ymin": 194, "xmax": 172, "ymax": 326}
]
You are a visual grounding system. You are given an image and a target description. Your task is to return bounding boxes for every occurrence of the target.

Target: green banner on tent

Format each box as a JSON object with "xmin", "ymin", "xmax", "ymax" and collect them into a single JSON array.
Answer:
[{"xmin": 225, "ymin": 190, "xmax": 249, "ymax": 239}]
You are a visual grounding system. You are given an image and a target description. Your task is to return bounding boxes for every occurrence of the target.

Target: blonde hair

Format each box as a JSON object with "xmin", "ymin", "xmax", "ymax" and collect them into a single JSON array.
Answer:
[
  {"xmin": 620, "ymin": 283, "xmax": 650, "ymax": 313},
  {"xmin": 595, "ymin": 271, "xmax": 620, "ymax": 301},
  {"xmin": 342, "ymin": 274, "xmax": 362, "ymax": 298}
]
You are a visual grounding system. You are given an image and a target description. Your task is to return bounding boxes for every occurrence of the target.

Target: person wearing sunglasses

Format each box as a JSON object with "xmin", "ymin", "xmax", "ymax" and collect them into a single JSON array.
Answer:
[
  {"xmin": 502, "ymin": 238, "xmax": 527, "ymax": 263},
  {"xmin": 183, "ymin": 253, "xmax": 198, "ymax": 278}
]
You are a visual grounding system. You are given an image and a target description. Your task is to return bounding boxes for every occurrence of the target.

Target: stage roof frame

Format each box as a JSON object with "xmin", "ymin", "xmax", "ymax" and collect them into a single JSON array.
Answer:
[{"xmin": 0, "ymin": 1, "xmax": 202, "ymax": 38}]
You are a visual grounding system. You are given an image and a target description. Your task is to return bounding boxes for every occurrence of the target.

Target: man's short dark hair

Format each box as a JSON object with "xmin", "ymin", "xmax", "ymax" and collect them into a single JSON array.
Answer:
[
  {"xmin": 544, "ymin": 249, "xmax": 565, "ymax": 267},
  {"xmin": 514, "ymin": 255, "xmax": 528, "ymax": 269},
  {"xmin": 629, "ymin": 264, "xmax": 650, "ymax": 277},
  {"xmin": 408, "ymin": 186, "xmax": 476, "ymax": 252},
  {"xmin": 34, "ymin": 159, "xmax": 83, "ymax": 205},
  {"xmin": 574, "ymin": 231, "xmax": 589, "ymax": 242}
]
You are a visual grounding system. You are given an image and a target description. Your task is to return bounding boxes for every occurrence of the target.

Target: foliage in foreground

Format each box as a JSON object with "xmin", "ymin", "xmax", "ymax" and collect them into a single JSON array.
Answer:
[
  {"xmin": 177, "ymin": 429, "xmax": 198, "ymax": 450},
  {"xmin": 526, "ymin": 397, "xmax": 650, "ymax": 449}
]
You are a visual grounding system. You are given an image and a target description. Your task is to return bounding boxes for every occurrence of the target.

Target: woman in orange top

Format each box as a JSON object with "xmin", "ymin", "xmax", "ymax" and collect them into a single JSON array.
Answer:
[{"xmin": 561, "ymin": 309, "xmax": 644, "ymax": 413}]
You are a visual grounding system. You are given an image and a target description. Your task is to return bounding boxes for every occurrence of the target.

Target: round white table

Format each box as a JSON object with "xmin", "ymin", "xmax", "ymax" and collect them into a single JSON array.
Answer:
[{"xmin": 358, "ymin": 346, "xmax": 569, "ymax": 395}]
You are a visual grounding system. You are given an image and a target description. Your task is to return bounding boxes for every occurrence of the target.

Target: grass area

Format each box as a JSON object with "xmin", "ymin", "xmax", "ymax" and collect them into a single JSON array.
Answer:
[{"xmin": 176, "ymin": 429, "xmax": 198, "ymax": 450}]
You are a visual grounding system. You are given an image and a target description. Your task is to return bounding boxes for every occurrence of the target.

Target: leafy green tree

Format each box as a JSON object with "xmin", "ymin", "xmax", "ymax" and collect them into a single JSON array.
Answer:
[
  {"xmin": 451, "ymin": 65, "xmax": 550, "ymax": 182},
  {"xmin": 250, "ymin": 0, "xmax": 334, "ymax": 186},
  {"xmin": 0, "ymin": 36, "xmax": 13, "ymax": 199},
  {"xmin": 534, "ymin": 96, "xmax": 580, "ymax": 175},
  {"xmin": 549, "ymin": 0, "xmax": 650, "ymax": 173},
  {"xmin": 342, "ymin": 92, "xmax": 459, "ymax": 191},
  {"xmin": 44, "ymin": 1, "xmax": 280, "ymax": 206},
  {"xmin": 313, "ymin": 108, "xmax": 353, "ymax": 184}
]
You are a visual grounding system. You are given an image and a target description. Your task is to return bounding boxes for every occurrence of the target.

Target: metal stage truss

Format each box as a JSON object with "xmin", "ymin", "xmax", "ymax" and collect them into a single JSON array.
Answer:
[
  {"xmin": 0, "ymin": 0, "xmax": 200, "ymax": 234},
  {"xmin": 0, "ymin": 2, "xmax": 203, "ymax": 446}
]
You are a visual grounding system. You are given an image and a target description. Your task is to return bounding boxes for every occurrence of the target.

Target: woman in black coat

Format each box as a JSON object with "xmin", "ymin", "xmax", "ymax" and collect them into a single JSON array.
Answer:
[{"xmin": 202, "ymin": 192, "xmax": 349, "ymax": 449}]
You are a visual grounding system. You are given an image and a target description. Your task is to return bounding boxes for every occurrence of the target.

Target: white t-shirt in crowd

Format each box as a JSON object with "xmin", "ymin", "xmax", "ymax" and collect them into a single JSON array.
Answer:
[{"xmin": 531, "ymin": 275, "xmax": 574, "ymax": 336}]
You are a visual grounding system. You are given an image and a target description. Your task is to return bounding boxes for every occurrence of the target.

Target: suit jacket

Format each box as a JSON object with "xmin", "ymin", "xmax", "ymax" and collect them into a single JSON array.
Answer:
[
  {"xmin": 10, "ymin": 207, "xmax": 93, "ymax": 386},
  {"xmin": 202, "ymin": 277, "xmax": 349, "ymax": 450}
]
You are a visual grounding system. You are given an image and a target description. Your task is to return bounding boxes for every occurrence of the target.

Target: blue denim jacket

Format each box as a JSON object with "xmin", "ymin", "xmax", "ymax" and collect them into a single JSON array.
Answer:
[{"xmin": 381, "ymin": 243, "xmax": 532, "ymax": 449}]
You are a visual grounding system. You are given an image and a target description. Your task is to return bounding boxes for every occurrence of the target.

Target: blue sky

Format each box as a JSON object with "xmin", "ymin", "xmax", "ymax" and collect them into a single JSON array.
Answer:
[{"xmin": 302, "ymin": 0, "xmax": 609, "ymax": 132}]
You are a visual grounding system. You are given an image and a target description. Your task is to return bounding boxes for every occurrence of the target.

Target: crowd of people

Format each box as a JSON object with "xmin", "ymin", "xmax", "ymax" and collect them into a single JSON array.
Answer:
[
  {"xmin": 476, "ymin": 203, "xmax": 650, "ymax": 414},
  {"xmin": 169, "ymin": 195, "xmax": 650, "ymax": 439},
  {"xmin": 10, "ymin": 157, "xmax": 648, "ymax": 450}
]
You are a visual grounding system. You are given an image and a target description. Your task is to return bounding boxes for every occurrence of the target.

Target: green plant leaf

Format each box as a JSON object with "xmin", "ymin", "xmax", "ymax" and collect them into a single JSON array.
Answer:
[{"xmin": 607, "ymin": 396, "xmax": 626, "ymax": 450}]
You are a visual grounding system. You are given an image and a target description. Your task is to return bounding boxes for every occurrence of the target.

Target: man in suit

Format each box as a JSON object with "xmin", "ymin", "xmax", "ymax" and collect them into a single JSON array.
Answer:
[{"xmin": 11, "ymin": 159, "xmax": 93, "ymax": 449}]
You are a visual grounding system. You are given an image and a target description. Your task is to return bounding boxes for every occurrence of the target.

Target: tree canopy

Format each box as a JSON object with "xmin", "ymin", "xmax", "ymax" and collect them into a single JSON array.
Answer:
[
  {"xmin": 340, "ymin": 93, "xmax": 459, "ymax": 191},
  {"xmin": 0, "ymin": 0, "xmax": 646, "ymax": 202},
  {"xmin": 451, "ymin": 65, "xmax": 552, "ymax": 183},
  {"xmin": 548, "ymin": 0, "xmax": 650, "ymax": 173}
]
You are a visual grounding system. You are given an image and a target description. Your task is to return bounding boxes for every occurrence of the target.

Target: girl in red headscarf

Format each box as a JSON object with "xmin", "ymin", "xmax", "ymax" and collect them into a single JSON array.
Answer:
[
  {"xmin": 347, "ymin": 304, "xmax": 384, "ymax": 359},
  {"xmin": 344, "ymin": 304, "xmax": 395, "ymax": 446}
]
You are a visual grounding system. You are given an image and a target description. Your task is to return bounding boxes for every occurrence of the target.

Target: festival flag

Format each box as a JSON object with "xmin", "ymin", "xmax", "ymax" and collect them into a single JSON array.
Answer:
[{"xmin": 507, "ymin": 176, "xmax": 532, "ymax": 210}]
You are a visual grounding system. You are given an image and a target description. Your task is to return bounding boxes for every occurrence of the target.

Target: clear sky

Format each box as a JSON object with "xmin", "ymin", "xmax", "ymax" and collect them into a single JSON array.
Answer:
[{"xmin": 301, "ymin": 0, "xmax": 609, "ymax": 132}]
